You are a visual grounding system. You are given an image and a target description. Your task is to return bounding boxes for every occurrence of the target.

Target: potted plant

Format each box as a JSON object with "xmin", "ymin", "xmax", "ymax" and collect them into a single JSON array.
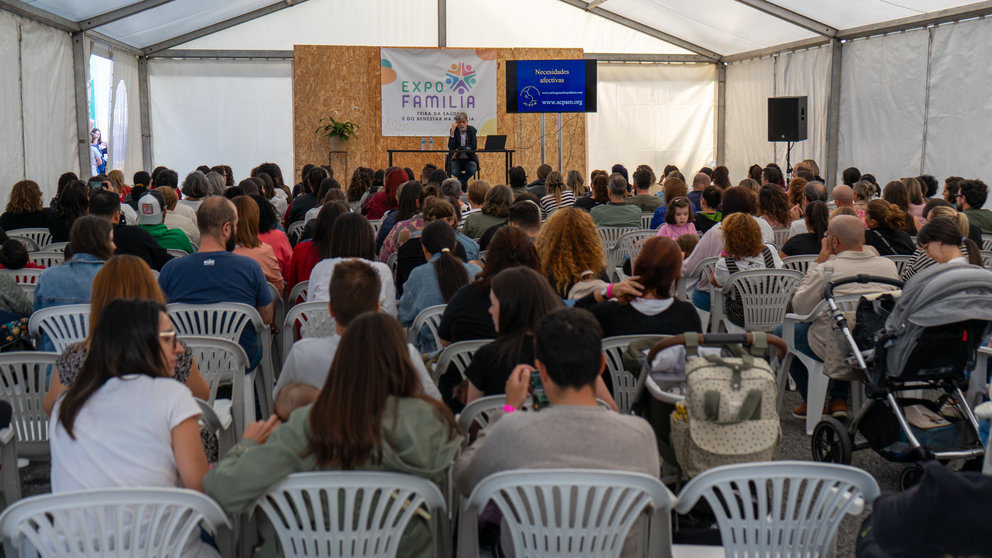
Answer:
[{"xmin": 315, "ymin": 117, "xmax": 359, "ymax": 151}]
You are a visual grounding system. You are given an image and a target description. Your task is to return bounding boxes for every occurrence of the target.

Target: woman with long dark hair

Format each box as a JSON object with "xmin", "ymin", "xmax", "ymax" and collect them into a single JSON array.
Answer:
[
  {"xmin": 232, "ymin": 196, "xmax": 284, "ymax": 293},
  {"xmin": 48, "ymin": 180, "xmax": 88, "ymax": 243},
  {"xmin": 379, "ymin": 181, "xmax": 426, "ymax": 262},
  {"xmin": 204, "ymin": 312, "xmax": 461, "ymax": 558},
  {"xmin": 780, "ymin": 200, "xmax": 829, "ymax": 257},
  {"xmin": 285, "ymin": 201, "xmax": 349, "ymax": 292},
  {"xmin": 918, "ymin": 216, "xmax": 983, "ymax": 268}
]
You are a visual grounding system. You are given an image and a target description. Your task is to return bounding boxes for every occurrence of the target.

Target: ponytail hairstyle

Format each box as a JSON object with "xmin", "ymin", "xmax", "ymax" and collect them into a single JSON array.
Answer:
[
  {"xmin": 545, "ymin": 171, "xmax": 565, "ymax": 208},
  {"xmin": 421, "ymin": 220, "xmax": 469, "ymax": 302},
  {"xmin": 866, "ymin": 199, "xmax": 905, "ymax": 230},
  {"xmin": 928, "ymin": 206, "xmax": 971, "ymax": 240},
  {"xmin": 804, "ymin": 200, "xmax": 829, "ymax": 239},
  {"xmin": 919, "ymin": 216, "xmax": 983, "ymax": 267}
]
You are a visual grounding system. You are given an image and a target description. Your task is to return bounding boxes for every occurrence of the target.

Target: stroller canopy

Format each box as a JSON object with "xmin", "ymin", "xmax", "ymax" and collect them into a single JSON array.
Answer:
[{"xmin": 882, "ymin": 263, "xmax": 992, "ymax": 377}]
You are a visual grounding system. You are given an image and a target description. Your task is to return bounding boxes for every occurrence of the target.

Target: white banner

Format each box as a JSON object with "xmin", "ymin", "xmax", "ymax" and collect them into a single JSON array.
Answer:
[{"xmin": 381, "ymin": 48, "xmax": 497, "ymax": 137}]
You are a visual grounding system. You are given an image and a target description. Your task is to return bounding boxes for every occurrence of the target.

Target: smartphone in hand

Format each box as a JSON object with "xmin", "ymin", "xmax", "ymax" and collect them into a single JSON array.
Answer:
[{"xmin": 530, "ymin": 370, "xmax": 550, "ymax": 410}]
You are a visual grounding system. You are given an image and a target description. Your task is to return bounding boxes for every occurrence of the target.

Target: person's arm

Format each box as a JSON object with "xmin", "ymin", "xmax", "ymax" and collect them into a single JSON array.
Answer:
[
  {"xmin": 257, "ymin": 301, "xmax": 275, "ymax": 325},
  {"xmin": 43, "ymin": 370, "xmax": 67, "ymax": 416},
  {"xmin": 409, "ymin": 345, "xmax": 443, "ymax": 401},
  {"xmin": 466, "ymin": 381, "xmax": 485, "ymax": 405},
  {"xmin": 184, "ymin": 359, "xmax": 210, "ymax": 401},
  {"xmin": 594, "ymin": 376, "xmax": 619, "ymax": 412},
  {"xmin": 172, "ymin": 416, "xmax": 209, "ymax": 491}
]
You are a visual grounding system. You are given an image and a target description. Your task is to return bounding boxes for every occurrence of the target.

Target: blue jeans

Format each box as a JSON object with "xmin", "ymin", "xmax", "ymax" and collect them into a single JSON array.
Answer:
[
  {"xmin": 691, "ymin": 288, "xmax": 711, "ymax": 312},
  {"xmin": 773, "ymin": 323, "xmax": 849, "ymax": 402},
  {"xmin": 450, "ymin": 159, "xmax": 478, "ymax": 188}
]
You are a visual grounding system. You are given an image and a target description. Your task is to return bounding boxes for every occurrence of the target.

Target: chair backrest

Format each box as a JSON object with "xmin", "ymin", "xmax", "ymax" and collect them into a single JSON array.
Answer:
[
  {"xmin": 268, "ymin": 282, "xmax": 285, "ymax": 333},
  {"xmin": 368, "ymin": 218, "xmax": 382, "ymax": 237},
  {"xmin": 457, "ymin": 394, "xmax": 518, "ymax": 435},
  {"xmin": 641, "ymin": 213, "xmax": 654, "ymax": 229},
  {"xmin": 167, "ymin": 302, "xmax": 261, "ymax": 343},
  {"xmin": 28, "ymin": 251, "xmax": 64, "ymax": 268},
  {"xmin": 1, "ymin": 269, "xmax": 43, "ymax": 297},
  {"xmin": 601, "ymin": 334, "xmax": 666, "ymax": 414},
  {"xmin": 676, "ymin": 256, "xmax": 719, "ymax": 301},
  {"xmin": 252, "ymin": 471, "xmax": 447, "ymax": 558},
  {"xmin": 6, "ymin": 236, "xmax": 39, "ymax": 253},
  {"xmin": 883, "ymin": 254, "xmax": 914, "ymax": 277},
  {"xmin": 459, "ymin": 469, "xmax": 675, "ymax": 558},
  {"xmin": 287, "ymin": 220, "xmax": 307, "ymax": 244},
  {"xmin": 781, "ymin": 254, "xmax": 817, "ymax": 275},
  {"xmin": 982, "ymin": 233, "xmax": 992, "ymax": 252},
  {"xmin": 0, "ymin": 487, "xmax": 229, "ymax": 558},
  {"xmin": 720, "ymin": 269, "xmax": 804, "ymax": 332},
  {"xmin": 45, "ymin": 242, "xmax": 69, "ymax": 253},
  {"xmin": 0, "ymin": 352, "xmax": 57, "ymax": 458},
  {"xmin": 6, "ymin": 229, "xmax": 51, "ymax": 250},
  {"xmin": 609, "ymin": 230, "xmax": 656, "ymax": 273},
  {"xmin": 281, "ymin": 301, "xmax": 336, "ymax": 363},
  {"xmin": 28, "ymin": 304, "xmax": 90, "ymax": 353},
  {"xmin": 597, "ymin": 226, "xmax": 641, "ymax": 252},
  {"xmin": 772, "ymin": 227, "xmax": 791, "ymax": 249},
  {"xmin": 432, "ymin": 339, "xmax": 489, "ymax": 384},
  {"xmin": 408, "ymin": 304, "xmax": 446, "ymax": 353},
  {"xmin": 674, "ymin": 461, "xmax": 880, "ymax": 557},
  {"xmin": 287, "ymin": 280, "xmax": 309, "ymax": 307},
  {"xmin": 182, "ymin": 336, "xmax": 252, "ymax": 436},
  {"xmin": 166, "ymin": 248, "xmax": 188, "ymax": 258}
]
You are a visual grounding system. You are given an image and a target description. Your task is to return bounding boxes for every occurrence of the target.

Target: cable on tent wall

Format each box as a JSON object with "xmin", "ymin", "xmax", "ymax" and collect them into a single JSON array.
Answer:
[
  {"xmin": 17, "ymin": 22, "xmax": 26, "ymax": 179},
  {"xmin": 919, "ymin": 26, "xmax": 935, "ymax": 177}
]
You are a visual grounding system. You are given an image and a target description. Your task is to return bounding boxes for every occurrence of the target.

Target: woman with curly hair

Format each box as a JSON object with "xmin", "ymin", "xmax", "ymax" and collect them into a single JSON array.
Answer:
[
  {"xmin": 787, "ymin": 177, "xmax": 807, "ymax": 209},
  {"xmin": 1, "ymin": 179, "xmax": 54, "ymax": 231},
  {"xmin": 712, "ymin": 213, "xmax": 782, "ymax": 327},
  {"xmin": 346, "ymin": 167, "xmax": 372, "ymax": 210},
  {"xmin": 711, "ymin": 165, "xmax": 731, "ymax": 189},
  {"xmin": 758, "ymin": 184, "xmax": 792, "ymax": 229},
  {"xmin": 536, "ymin": 207, "xmax": 606, "ymax": 298},
  {"xmin": 865, "ymin": 199, "xmax": 915, "ymax": 256}
]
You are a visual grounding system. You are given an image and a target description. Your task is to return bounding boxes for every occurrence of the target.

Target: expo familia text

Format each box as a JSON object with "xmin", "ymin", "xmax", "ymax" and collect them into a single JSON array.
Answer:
[{"xmin": 400, "ymin": 79, "xmax": 477, "ymax": 110}]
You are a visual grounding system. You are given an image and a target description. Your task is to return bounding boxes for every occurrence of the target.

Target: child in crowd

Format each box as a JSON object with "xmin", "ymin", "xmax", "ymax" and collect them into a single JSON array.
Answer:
[
  {"xmin": 656, "ymin": 197, "xmax": 697, "ymax": 240},
  {"xmin": 694, "ymin": 185, "xmax": 723, "ymax": 235},
  {"xmin": 273, "ymin": 382, "xmax": 320, "ymax": 422},
  {"xmin": 677, "ymin": 233, "xmax": 698, "ymax": 259},
  {"xmin": 0, "ymin": 240, "xmax": 43, "ymax": 270}
]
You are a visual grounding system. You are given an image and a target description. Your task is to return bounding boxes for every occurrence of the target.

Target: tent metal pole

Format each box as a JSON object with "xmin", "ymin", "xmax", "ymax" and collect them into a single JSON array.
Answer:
[
  {"xmin": 138, "ymin": 56, "xmax": 153, "ymax": 172},
  {"xmin": 733, "ymin": 0, "xmax": 836, "ymax": 37},
  {"xmin": 0, "ymin": 0, "xmax": 78, "ymax": 32},
  {"xmin": 149, "ymin": 49, "xmax": 293, "ymax": 59},
  {"xmin": 71, "ymin": 32, "xmax": 91, "ymax": 178},
  {"xmin": 437, "ymin": 0, "xmax": 446, "ymax": 47},
  {"xmin": 586, "ymin": 53, "xmax": 711, "ymax": 63},
  {"xmin": 824, "ymin": 39, "xmax": 842, "ymax": 189},
  {"xmin": 79, "ymin": 0, "xmax": 176, "ymax": 31},
  {"xmin": 716, "ymin": 63, "xmax": 726, "ymax": 166},
  {"xmin": 919, "ymin": 27, "xmax": 935, "ymax": 175},
  {"xmin": 17, "ymin": 23, "xmax": 25, "ymax": 178}
]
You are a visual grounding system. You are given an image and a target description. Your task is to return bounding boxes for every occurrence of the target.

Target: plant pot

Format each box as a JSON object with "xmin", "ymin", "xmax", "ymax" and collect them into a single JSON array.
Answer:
[{"xmin": 327, "ymin": 136, "xmax": 348, "ymax": 152}]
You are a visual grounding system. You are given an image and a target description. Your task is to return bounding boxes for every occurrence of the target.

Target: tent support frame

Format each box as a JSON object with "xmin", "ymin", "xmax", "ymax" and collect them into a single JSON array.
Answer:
[
  {"xmin": 733, "ymin": 0, "xmax": 836, "ymax": 37},
  {"xmin": 716, "ymin": 63, "xmax": 726, "ymax": 166},
  {"xmin": 71, "ymin": 32, "xmax": 91, "ymax": 177},
  {"xmin": 824, "ymin": 39, "xmax": 842, "ymax": 189},
  {"xmin": 79, "ymin": 0, "xmax": 175, "ymax": 31},
  {"xmin": 138, "ymin": 56, "xmax": 152, "ymax": 172},
  {"xmin": 437, "ymin": 0, "xmax": 446, "ymax": 47}
]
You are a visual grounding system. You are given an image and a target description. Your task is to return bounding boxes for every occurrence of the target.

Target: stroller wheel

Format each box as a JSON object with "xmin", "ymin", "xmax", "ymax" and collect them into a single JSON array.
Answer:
[
  {"xmin": 811, "ymin": 417, "xmax": 852, "ymax": 465},
  {"xmin": 899, "ymin": 464, "xmax": 925, "ymax": 491}
]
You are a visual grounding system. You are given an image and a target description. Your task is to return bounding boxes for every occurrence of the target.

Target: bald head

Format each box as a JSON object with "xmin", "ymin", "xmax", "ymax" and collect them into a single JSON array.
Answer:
[
  {"xmin": 832, "ymin": 185, "xmax": 855, "ymax": 207},
  {"xmin": 828, "ymin": 215, "xmax": 865, "ymax": 250},
  {"xmin": 692, "ymin": 173, "xmax": 710, "ymax": 191},
  {"xmin": 197, "ymin": 195, "xmax": 236, "ymax": 237}
]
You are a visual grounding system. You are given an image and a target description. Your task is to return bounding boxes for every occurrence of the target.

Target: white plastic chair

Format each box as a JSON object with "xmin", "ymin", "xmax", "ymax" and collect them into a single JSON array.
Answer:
[
  {"xmin": 0, "ymin": 487, "xmax": 230, "ymax": 558},
  {"xmin": 183, "ymin": 336, "xmax": 251, "ymax": 448},
  {"xmin": 6, "ymin": 236, "xmax": 39, "ymax": 253},
  {"xmin": 597, "ymin": 226, "xmax": 642, "ymax": 266},
  {"xmin": 610, "ymin": 230, "xmax": 656, "ymax": 281},
  {"xmin": 28, "ymin": 304, "xmax": 90, "ymax": 353},
  {"xmin": 287, "ymin": 280, "xmax": 309, "ymax": 307},
  {"xmin": 28, "ymin": 251, "xmax": 64, "ymax": 268},
  {"xmin": 168, "ymin": 302, "xmax": 275, "ymax": 418},
  {"xmin": 1, "ymin": 268, "xmax": 43, "ymax": 297},
  {"xmin": 281, "ymin": 301, "xmax": 335, "ymax": 363},
  {"xmin": 166, "ymin": 248, "xmax": 188, "ymax": 258},
  {"xmin": 0, "ymin": 428, "xmax": 20, "ymax": 507},
  {"xmin": 641, "ymin": 213, "xmax": 655, "ymax": 229},
  {"xmin": 710, "ymin": 269, "xmax": 803, "ymax": 334},
  {"xmin": 771, "ymin": 227, "xmax": 791, "ymax": 250},
  {"xmin": 677, "ymin": 256, "xmax": 719, "ymax": 332},
  {"xmin": 0, "ymin": 352, "xmax": 57, "ymax": 460},
  {"xmin": 408, "ymin": 304, "xmax": 446, "ymax": 354},
  {"xmin": 781, "ymin": 254, "xmax": 817, "ymax": 275},
  {"xmin": 6, "ymin": 229, "xmax": 51, "ymax": 250},
  {"xmin": 287, "ymin": 220, "xmax": 306, "ymax": 244},
  {"xmin": 458, "ymin": 469, "xmax": 676, "ymax": 558},
  {"xmin": 44, "ymin": 241, "xmax": 69, "ymax": 253},
  {"xmin": 252, "ymin": 471, "xmax": 448, "ymax": 558},
  {"xmin": 674, "ymin": 461, "xmax": 880, "ymax": 558},
  {"xmin": 982, "ymin": 233, "xmax": 992, "ymax": 252},
  {"xmin": 368, "ymin": 218, "xmax": 383, "ymax": 237},
  {"xmin": 431, "ymin": 339, "xmax": 489, "ymax": 385},
  {"xmin": 883, "ymin": 254, "xmax": 913, "ymax": 277},
  {"xmin": 780, "ymin": 295, "xmax": 863, "ymax": 436},
  {"xmin": 981, "ymin": 250, "xmax": 992, "ymax": 268},
  {"xmin": 602, "ymin": 334, "xmax": 666, "ymax": 414}
]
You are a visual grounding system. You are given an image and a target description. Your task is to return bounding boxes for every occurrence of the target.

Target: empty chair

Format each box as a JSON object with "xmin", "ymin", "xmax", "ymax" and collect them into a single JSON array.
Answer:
[
  {"xmin": 641, "ymin": 213, "xmax": 654, "ymax": 229},
  {"xmin": 0, "ymin": 353, "xmax": 55, "ymax": 461},
  {"xmin": 28, "ymin": 304, "xmax": 90, "ymax": 353},
  {"xmin": 252, "ymin": 471, "xmax": 448, "ymax": 558},
  {"xmin": 27, "ymin": 251, "xmax": 64, "ymax": 268},
  {"xmin": 0, "ymin": 487, "xmax": 230, "ymax": 558},
  {"xmin": 602, "ymin": 334, "xmax": 666, "ymax": 414},
  {"xmin": 287, "ymin": 220, "xmax": 306, "ymax": 244},
  {"xmin": 6, "ymin": 229, "xmax": 51, "ymax": 250},
  {"xmin": 710, "ymin": 269, "xmax": 803, "ymax": 334},
  {"xmin": 431, "ymin": 339, "xmax": 488, "ymax": 385},
  {"xmin": 677, "ymin": 256, "xmax": 719, "ymax": 333},
  {"xmin": 183, "ymin": 336, "xmax": 253, "ymax": 446},
  {"xmin": 609, "ymin": 230, "xmax": 655, "ymax": 281},
  {"xmin": 675, "ymin": 461, "xmax": 880, "ymax": 558},
  {"xmin": 597, "ymin": 226, "xmax": 641, "ymax": 256},
  {"xmin": 459, "ymin": 469, "xmax": 675, "ymax": 558},
  {"xmin": 280, "ymin": 301, "xmax": 335, "ymax": 363},
  {"xmin": 772, "ymin": 227, "xmax": 791, "ymax": 249},
  {"xmin": 408, "ymin": 304, "xmax": 446, "ymax": 354}
]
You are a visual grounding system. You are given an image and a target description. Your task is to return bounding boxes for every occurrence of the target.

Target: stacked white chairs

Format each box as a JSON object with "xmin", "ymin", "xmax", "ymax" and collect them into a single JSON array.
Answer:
[
  {"xmin": 1, "ymin": 268, "xmax": 43, "ymax": 297},
  {"xmin": 6, "ymin": 236, "xmax": 39, "ymax": 253},
  {"xmin": 0, "ymin": 487, "xmax": 230, "ymax": 558},
  {"xmin": 610, "ymin": 230, "xmax": 656, "ymax": 282},
  {"xmin": 6, "ymin": 229, "xmax": 51, "ymax": 251},
  {"xmin": 409, "ymin": 304, "xmax": 446, "ymax": 354},
  {"xmin": 168, "ymin": 302, "xmax": 276, "ymax": 418},
  {"xmin": 710, "ymin": 269, "xmax": 803, "ymax": 334},
  {"xmin": 431, "ymin": 339, "xmax": 488, "ymax": 385},
  {"xmin": 252, "ymin": 471, "xmax": 448, "ymax": 558},
  {"xmin": 0, "ymin": 353, "xmax": 57, "ymax": 462},
  {"xmin": 675, "ymin": 462, "xmax": 880, "ymax": 557},
  {"xmin": 602, "ymin": 334, "xmax": 666, "ymax": 414},
  {"xmin": 280, "ymin": 301, "xmax": 335, "ymax": 363},
  {"xmin": 28, "ymin": 304, "xmax": 90, "ymax": 352},
  {"xmin": 781, "ymin": 254, "xmax": 818, "ymax": 275},
  {"xmin": 44, "ymin": 242, "xmax": 68, "ymax": 253},
  {"xmin": 27, "ymin": 251, "xmax": 64, "ymax": 268},
  {"xmin": 458, "ymin": 469, "xmax": 675, "ymax": 558},
  {"xmin": 779, "ymin": 295, "xmax": 863, "ymax": 435},
  {"xmin": 183, "ymin": 336, "xmax": 252, "ymax": 451}
]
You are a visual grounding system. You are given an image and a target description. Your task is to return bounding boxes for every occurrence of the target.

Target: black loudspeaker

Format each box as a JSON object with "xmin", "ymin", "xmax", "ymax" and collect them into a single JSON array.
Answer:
[{"xmin": 767, "ymin": 96, "xmax": 807, "ymax": 142}]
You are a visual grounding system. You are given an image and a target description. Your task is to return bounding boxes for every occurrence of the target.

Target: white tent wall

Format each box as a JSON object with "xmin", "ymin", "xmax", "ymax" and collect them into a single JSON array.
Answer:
[
  {"xmin": 725, "ymin": 57, "xmax": 775, "ymax": 180},
  {"xmin": 0, "ymin": 11, "xmax": 77, "ymax": 204},
  {"xmin": 148, "ymin": 59, "xmax": 294, "ymax": 182},
  {"xmin": 110, "ymin": 48, "xmax": 144, "ymax": 179},
  {"xmin": 588, "ymin": 63, "xmax": 715, "ymax": 180},
  {"xmin": 772, "ymin": 45, "xmax": 830, "ymax": 179}
]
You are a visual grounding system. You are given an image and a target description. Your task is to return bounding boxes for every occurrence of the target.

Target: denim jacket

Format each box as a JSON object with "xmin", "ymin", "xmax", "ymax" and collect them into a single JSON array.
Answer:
[
  {"xmin": 34, "ymin": 253, "xmax": 104, "ymax": 311},
  {"xmin": 398, "ymin": 253, "xmax": 480, "ymax": 352}
]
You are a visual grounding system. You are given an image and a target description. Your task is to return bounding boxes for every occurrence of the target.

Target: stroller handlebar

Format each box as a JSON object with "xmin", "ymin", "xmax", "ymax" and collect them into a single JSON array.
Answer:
[
  {"xmin": 647, "ymin": 332, "xmax": 787, "ymax": 361},
  {"xmin": 822, "ymin": 275, "xmax": 904, "ymax": 300}
]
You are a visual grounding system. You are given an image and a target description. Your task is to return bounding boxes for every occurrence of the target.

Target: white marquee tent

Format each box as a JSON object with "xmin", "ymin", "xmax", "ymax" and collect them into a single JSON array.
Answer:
[{"xmin": 2, "ymin": 0, "xmax": 992, "ymax": 205}]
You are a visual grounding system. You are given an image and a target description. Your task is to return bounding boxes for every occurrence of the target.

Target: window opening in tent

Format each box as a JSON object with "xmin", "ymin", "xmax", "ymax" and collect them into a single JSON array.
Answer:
[
  {"xmin": 111, "ymin": 81, "xmax": 128, "ymax": 171},
  {"xmin": 88, "ymin": 54, "xmax": 113, "ymax": 175}
]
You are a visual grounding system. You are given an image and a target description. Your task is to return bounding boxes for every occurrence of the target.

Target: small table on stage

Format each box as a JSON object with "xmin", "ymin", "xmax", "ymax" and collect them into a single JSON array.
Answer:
[{"xmin": 386, "ymin": 149, "xmax": 516, "ymax": 184}]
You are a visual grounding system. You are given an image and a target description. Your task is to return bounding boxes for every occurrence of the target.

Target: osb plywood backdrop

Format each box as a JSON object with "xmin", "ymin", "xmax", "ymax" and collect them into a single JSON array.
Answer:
[{"xmin": 293, "ymin": 46, "xmax": 586, "ymax": 185}]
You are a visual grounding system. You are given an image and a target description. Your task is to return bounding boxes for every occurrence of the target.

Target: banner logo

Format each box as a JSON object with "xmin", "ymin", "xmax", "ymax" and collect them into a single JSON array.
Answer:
[{"xmin": 446, "ymin": 63, "xmax": 477, "ymax": 94}]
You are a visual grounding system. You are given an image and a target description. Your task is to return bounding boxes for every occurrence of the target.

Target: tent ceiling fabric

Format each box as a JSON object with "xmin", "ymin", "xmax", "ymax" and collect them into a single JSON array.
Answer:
[{"xmin": 14, "ymin": 0, "xmax": 991, "ymax": 55}]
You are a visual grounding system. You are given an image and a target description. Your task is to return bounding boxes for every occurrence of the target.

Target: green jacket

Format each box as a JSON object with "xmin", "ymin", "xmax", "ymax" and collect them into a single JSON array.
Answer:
[
  {"xmin": 204, "ymin": 397, "xmax": 462, "ymax": 558},
  {"xmin": 590, "ymin": 202, "xmax": 642, "ymax": 227},
  {"xmin": 139, "ymin": 222, "xmax": 194, "ymax": 253},
  {"xmin": 964, "ymin": 208, "xmax": 992, "ymax": 235}
]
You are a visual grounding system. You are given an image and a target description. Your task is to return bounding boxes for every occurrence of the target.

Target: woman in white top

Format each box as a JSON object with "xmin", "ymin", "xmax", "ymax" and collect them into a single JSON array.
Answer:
[
  {"xmin": 307, "ymin": 213, "xmax": 397, "ymax": 315},
  {"xmin": 539, "ymin": 171, "xmax": 575, "ymax": 219},
  {"xmin": 49, "ymin": 298, "xmax": 216, "ymax": 556}
]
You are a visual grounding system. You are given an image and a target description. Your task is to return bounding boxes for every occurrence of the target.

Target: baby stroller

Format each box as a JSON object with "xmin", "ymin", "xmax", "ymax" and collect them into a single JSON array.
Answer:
[{"xmin": 811, "ymin": 265, "xmax": 992, "ymax": 489}]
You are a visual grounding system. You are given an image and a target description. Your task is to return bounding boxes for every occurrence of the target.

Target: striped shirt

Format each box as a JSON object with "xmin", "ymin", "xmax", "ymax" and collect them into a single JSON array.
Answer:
[{"xmin": 540, "ymin": 191, "xmax": 576, "ymax": 219}]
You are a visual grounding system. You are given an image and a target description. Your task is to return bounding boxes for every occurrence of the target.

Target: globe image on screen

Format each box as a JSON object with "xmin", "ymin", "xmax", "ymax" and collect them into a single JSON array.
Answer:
[{"xmin": 520, "ymin": 86, "xmax": 540, "ymax": 108}]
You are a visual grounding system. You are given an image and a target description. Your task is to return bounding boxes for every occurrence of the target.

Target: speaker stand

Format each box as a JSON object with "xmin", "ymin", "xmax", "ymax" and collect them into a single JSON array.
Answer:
[{"xmin": 785, "ymin": 141, "xmax": 794, "ymax": 179}]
